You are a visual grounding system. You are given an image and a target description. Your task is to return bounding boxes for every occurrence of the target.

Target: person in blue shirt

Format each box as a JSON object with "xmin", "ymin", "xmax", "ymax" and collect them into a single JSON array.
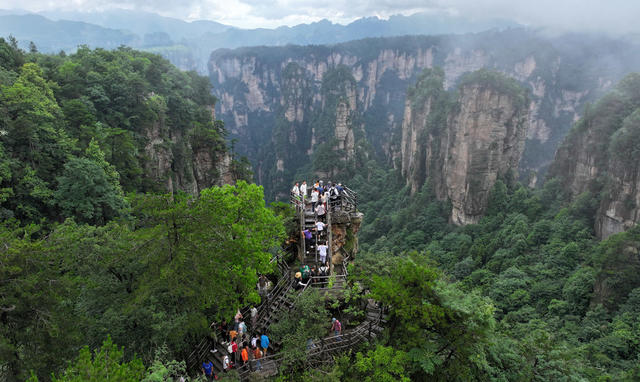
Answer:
[
  {"xmin": 260, "ymin": 333, "xmax": 270, "ymax": 356},
  {"xmin": 201, "ymin": 359, "xmax": 215, "ymax": 381}
]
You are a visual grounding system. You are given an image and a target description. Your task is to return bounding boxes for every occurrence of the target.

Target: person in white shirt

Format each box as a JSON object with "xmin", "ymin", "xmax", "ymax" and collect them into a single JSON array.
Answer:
[
  {"xmin": 311, "ymin": 189, "xmax": 319, "ymax": 210},
  {"xmin": 291, "ymin": 182, "xmax": 300, "ymax": 197},
  {"xmin": 315, "ymin": 221, "xmax": 325, "ymax": 232},
  {"xmin": 315, "ymin": 203, "xmax": 325, "ymax": 219},
  {"xmin": 300, "ymin": 181, "xmax": 307, "ymax": 201},
  {"xmin": 317, "ymin": 243, "xmax": 328, "ymax": 263}
]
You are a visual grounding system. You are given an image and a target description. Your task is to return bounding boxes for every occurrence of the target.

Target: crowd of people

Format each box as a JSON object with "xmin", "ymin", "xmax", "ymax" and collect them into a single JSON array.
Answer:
[
  {"xmin": 291, "ymin": 180, "xmax": 344, "ymax": 213},
  {"xmin": 294, "ymin": 180, "xmax": 344, "ymax": 277},
  {"xmin": 201, "ymin": 310, "xmax": 269, "ymax": 379}
]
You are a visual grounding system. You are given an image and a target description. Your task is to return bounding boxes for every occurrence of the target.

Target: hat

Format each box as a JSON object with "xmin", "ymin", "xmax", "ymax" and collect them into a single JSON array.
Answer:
[
  {"xmin": 295, "ymin": 272, "xmax": 302, "ymax": 278},
  {"xmin": 332, "ymin": 317, "xmax": 336, "ymax": 322}
]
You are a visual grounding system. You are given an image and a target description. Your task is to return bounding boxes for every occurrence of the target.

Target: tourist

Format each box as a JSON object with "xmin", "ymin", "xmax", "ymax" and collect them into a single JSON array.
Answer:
[
  {"xmin": 241, "ymin": 345, "xmax": 249, "ymax": 369},
  {"xmin": 250, "ymin": 306, "xmax": 258, "ymax": 330},
  {"xmin": 291, "ymin": 182, "xmax": 300, "ymax": 197},
  {"xmin": 258, "ymin": 274, "xmax": 269, "ymax": 296},
  {"xmin": 321, "ymin": 189, "xmax": 329, "ymax": 207},
  {"xmin": 302, "ymin": 228, "xmax": 313, "ymax": 253},
  {"xmin": 233, "ymin": 310, "xmax": 242, "ymax": 332},
  {"xmin": 261, "ymin": 333, "xmax": 270, "ymax": 356},
  {"xmin": 315, "ymin": 203, "xmax": 325, "ymax": 220},
  {"xmin": 251, "ymin": 334, "xmax": 259, "ymax": 349},
  {"xmin": 300, "ymin": 264, "xmax": 311, "ymax": 283},
  {"xmin": 238, "ymin": 320, "xmax": 247, "ymax": 340},
  {"xmin": 253, "ymin": 345, "xmax": 263, "ymax": 371},
  {"xmin": 234, "ymin": 340, "xmax": 240, "ymax": 363},
  {"xmin": 201, "ymin": 359, "xmax": 215, "ymax": 381},
  {"xmin": 315, "ymin": 220, "xmax": 325, "ymax": 233},
  {"xmin": 317, "ymin": 242, "xmax": 328, "ymax": 264},
  {"xmin": 222, "ymin": 354, "xmax": 231, "ymax": 372},
  {"xmin": 319, "ymin": 262, "xmax": 329, "ymax": 276},
  {"xmin": 331, "ymin": 318, "xmax": 342, "ymax": 340},
  {"xmin": 294, "ymin": 272, "xmax": 307, "ymax": 290},
  {"xmin": 220, "ymin": 320, "xmax": 229, "ymax": 343},
  {"xmin": 300, "ymin": 181, "xmax": 307, "ymax": 201},
  {"xmin": 311, "ymin": 188, "xmax": 319, "ymax": 210}
]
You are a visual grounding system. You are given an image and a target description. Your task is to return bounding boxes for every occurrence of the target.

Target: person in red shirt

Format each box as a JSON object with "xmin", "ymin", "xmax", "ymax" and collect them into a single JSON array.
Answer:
[
  {"xmin": 230, "ymin": 340, "xmax": 238, "ymax": 364},
  {"xmin": 331, "ymin": 318, "xmax": 342, "ymax": 341}
]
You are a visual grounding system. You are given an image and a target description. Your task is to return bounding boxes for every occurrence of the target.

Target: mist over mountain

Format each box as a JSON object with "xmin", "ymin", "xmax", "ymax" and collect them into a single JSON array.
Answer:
[
  {"xmin": 0, "ymin": 14, "xmax": 137, "ymax": 52},
  {"xmin": 0, "ymin": 9, "xmax": 519, "ymax": 72},
  {"xmin": 38, "ymin": 9, "xmax": 231, "ymax": 41}
]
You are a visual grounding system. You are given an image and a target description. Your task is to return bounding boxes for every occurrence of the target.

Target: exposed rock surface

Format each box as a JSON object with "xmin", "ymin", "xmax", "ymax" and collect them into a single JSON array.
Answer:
[
  {"xmin": 330, "ymin": 211, "xmax": 363, "ymax": 264},
  {"xmin": 549, "ymin": 73, "xmax": 640, "ymax": 238},
  {"xmin": 142, "ymin": 103, "xmax": 237, "ymax": 194},
  {"xmin": 209, "ymin": 32, "xmax": 640, "ymax": 200},
  {"xmin": 401, "ymin": 69, "xmax": 530, "ymax": 224}
]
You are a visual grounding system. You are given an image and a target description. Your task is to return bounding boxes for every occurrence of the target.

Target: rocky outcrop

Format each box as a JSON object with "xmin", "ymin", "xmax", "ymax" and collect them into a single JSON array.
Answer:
[
  {"xmin": 549, "ymin": 73, "xmax": 640, "ymax": 238},
  {"xmin": 330, "ymin": 211, "xmax": 363, "ymax": 265},
  {"xmin": 445, "ymin": 83, "xmax": 529, "ymax": 225},
  {"xmin": 401, "ymin": 69, "xmax": 530, "ymax": 225},
  {"xmin": 142, "ymin": 101, "xmax": 237, "ymax": 194},
  {"xmin": 596, "ymin": 161, "xmax": 640, "ymax": 238}
]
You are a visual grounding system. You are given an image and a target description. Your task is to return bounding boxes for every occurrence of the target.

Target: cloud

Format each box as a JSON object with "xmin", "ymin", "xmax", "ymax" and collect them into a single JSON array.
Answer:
[{"xmin": 3, "ymin": 0, "xmax": 640, "ymax": 33}]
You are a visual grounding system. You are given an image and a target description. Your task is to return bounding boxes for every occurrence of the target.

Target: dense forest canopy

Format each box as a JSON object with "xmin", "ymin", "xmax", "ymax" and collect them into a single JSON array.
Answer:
[
  {"xmin": 0, "ymin": 36, "xmax": 250, "ymax": 226},
  {"xmin": 1, "ymin": 34, "xmax": 640, "ymax": 382}
]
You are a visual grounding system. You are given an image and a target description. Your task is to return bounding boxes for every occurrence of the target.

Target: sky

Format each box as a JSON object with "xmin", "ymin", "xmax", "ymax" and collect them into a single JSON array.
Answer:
[{"xmin": 3, "ymin": 0, "xmax": 640, "ymax": 33}]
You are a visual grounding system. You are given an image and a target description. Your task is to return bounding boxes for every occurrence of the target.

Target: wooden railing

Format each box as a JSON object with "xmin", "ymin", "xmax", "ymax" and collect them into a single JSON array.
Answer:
[
  {"xmin": 238, "ymin": 300, "xmax": 385, "ymax": 379},
  {"xmin": 186, "ymin": 251, "xmax": 291, "ymax": 374},
  {"xmin": 291, "ymin": 185, "xmax": 358, "ymax": 214}
]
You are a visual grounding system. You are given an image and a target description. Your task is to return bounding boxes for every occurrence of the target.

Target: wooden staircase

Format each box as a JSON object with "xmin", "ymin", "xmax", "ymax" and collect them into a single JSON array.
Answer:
[
  {"xmin": 187, "ymin": 186, "xmax": 364, "ymax": 378},
  {"xmin": 238, "ymin": 298, "xmax": 387, "ymax": 379}
]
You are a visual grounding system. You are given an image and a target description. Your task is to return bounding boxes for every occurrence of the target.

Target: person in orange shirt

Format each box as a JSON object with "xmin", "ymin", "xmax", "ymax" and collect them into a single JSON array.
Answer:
[
  {"xmin": 241, "ymin": 345, "xmax": 249, "ymax": 370},
  {"xmin": 229, "ymin": 329, "xmax": 238, "ymax": 342}
]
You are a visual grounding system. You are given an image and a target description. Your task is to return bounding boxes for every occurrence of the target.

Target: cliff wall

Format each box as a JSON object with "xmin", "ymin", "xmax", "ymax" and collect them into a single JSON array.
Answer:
[
  {"xmin": 549, "ymin": 74, "xmax": 640, "ymax": 238},
  {"xmin": 142, "ymin": 102, "xmax": 238, "ymax": 194},
  {"xmin": 208, "ymin": 31, "xmax": 640, "ymax": 198},
  {"xmin": 401, "ymin": 69, "xmax": 529, "ymax": 224}
]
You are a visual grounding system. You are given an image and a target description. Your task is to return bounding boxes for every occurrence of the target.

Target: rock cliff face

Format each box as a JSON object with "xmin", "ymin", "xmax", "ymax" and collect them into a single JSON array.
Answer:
[
  {"xmin": 550, "ymin": 74, "xmax": 640, "ymax": 238},
  {"xmin": 330, "ymin": 211, "xmax": 363, "ymax": 266},
  {"xmin": 401, "ymin": 69, "xmax": 529, "ymax": 224},
  {"xmin": 142, "ymin": 103, "xmax": 237, "ymax": 194},
  {"xmin": 209, "ymin": 31, "xmax": 640, "ymax": 199},
  {"xmin": 241, "ymin": 62, "xmax": 363, "ymax": 200}
]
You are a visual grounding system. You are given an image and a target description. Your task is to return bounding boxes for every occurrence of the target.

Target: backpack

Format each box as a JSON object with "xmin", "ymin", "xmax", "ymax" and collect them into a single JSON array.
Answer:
[{"xmin": 301, "ymin": 265, "xmax": 311, "ymax": 279}]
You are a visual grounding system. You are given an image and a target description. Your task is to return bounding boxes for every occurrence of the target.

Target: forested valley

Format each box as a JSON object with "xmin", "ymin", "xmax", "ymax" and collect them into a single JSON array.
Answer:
[{"xmin": 2, "ymin": 27, "xmax": 640, "ymax": 382}]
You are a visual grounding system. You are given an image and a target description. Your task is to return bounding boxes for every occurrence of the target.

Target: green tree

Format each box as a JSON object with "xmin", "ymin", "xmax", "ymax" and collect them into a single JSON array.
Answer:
[
  {"xmin": 0, "ymin": 223, "xmax": 80, "ymax": 381},
  {"xmin": 341, "ymin": 345, "xmax": 410, "ymax": 382},
  {"xmin": 269, "ymin": 289, "xmax": 329, "ymax": 374},
  {"xmin": 370, "ymin": 256, "xmax": 497, "ymax": 380},
  {"xmin": 54, "ymin": 157, "xmax": 129, "ymax": 225},
  {"xmin": 51, "ymin": 336, "xmax": 145, "ymax": 382}
]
